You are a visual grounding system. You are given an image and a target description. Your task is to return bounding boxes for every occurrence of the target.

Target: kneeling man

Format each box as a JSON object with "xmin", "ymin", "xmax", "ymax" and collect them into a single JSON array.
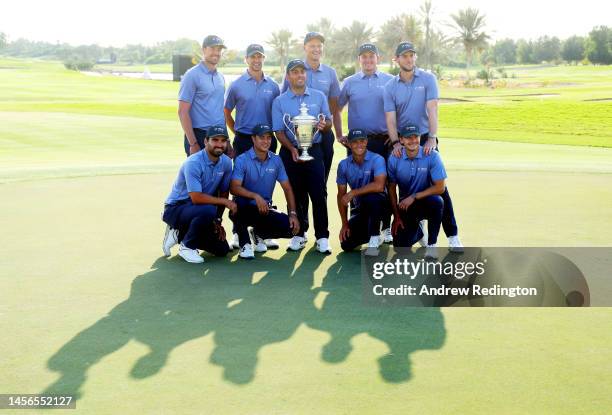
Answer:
[
  {"xmin": 162, "ymin": 126, "xmax": 236, "ymax": 263},
  {"xmin": 230, "ymin": 124, "xmax": 300, "ymax": 259},
  {"xmin": 337, "ymin": 129, "xmax": 388, "ymax": 256},
  {"xmin": 387, "ymin": 124, "xmax": 447, "ymax": 259}
]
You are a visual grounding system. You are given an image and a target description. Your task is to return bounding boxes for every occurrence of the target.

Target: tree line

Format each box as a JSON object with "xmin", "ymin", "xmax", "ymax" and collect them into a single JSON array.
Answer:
[{"xmin": 0, "ymin": 4, "xmax": 610, "ymax": 75}]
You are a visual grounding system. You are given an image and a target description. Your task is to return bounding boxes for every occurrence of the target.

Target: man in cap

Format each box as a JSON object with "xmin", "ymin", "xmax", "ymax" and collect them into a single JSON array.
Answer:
[
  {"xmin": 272, "ymin": 59, "xmax": 333, "ymax": 254},
  {"xmin": 337, "ymin": 43, "xmax": 395, "ymax": 244},
  {"xmin": 162, "ymin": 126, "xmax": 236, "ymax": 263},
  {"xmin": 229, "ymin": 124, "xmax": 301, "ymax": 259},
  {"xmin": 178, "ymin": 35, "xmax": 231, "ymax": 156},
  {"xmin": 384, "ymin": 41, "xmax": 463, "ymax": 253},
  {"xmin": 282, "ymin": 32, "xmax": 342, "ymax": 184},
  {"xmin": 387, "ymin": 124, "xmax": 446, "ymax": 259},
  {"xmin": 224, "ymin": 43, "xmax": 282, "ymax": 250},
  {"xmin": 336, "ymin": 129, "xmax": 388, "ymax": 256}
]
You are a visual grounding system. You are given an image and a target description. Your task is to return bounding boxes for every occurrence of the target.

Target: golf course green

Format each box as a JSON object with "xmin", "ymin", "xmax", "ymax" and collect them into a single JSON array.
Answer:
[{"xmin": 1, "ymin": 58, "xmax": 611, "ymax": 414}]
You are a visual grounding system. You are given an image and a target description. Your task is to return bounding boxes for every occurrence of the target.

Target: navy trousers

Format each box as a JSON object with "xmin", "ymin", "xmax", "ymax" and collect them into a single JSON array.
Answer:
[
  {"xmin": 420, "ymin": 133, "xmax": 459, "ymax": 237},
  {"xmin": 279, "ymin": 143, "xmax": 329, "ymax": 239},
  {"xmin": 341, "ymin": 193, "xmax": 388, "ymax": 251},
  {"xmin": 163, "ymin": 200, "xmax": 230, "ymax": 256},
  {"xmin": 233, "ymin": 131, "xmax": 278, "ymax": 157},
  {"xmin": 183, "ymin": 128, "xmax": 207, "ymax": 157},
  {"xmin": 393, "ymin": 195, "xmax": 444, "ymax": 247},
  {"xmin": 230, "ymin": 201, "xmax": 294, "ymax": 247},
  {"xmin": 320, "ymin": 129, "xmax": 335, "ymax": 184}
]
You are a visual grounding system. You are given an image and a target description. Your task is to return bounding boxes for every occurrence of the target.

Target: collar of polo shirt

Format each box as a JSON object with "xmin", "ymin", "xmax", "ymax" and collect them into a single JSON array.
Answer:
[{"xmin": 401, "ymin": 146, "xmax": 423, "ymax": 160}]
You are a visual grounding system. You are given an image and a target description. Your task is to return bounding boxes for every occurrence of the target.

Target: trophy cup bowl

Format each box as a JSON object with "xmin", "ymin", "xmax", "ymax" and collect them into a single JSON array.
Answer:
[{"xmin": 284, "ymin": 103, "xmax": 325, "ymax": 161}]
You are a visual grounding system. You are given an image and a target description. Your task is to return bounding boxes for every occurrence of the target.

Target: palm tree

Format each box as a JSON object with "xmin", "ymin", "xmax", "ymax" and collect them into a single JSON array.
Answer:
[
  {"xmin": 306, "ymin": 18, "xmax": 335, "ymax": 38},
  {"xmin": 420, "ymin": 0, "xmax": 434, "ymax": 69},
  {"xmin": 267, "ymin": 29, "xmax": 296, "ymax": 73},
  {"xmin": 335, "ymin": 21, "xmax": 374, "ymax": 70},
  {"xmin": 378, "ymin": 14, "xmax": 423, "ymax": 69},
  {"xmin": 450, "ymin": 8, "xmax": 489, "ymax": 78}
]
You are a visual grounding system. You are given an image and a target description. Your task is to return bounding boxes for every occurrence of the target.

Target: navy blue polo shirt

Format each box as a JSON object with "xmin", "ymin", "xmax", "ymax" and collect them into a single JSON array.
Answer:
[
  {"xmin": 224, "ymin": 71, "xmax": 280, "ymax": 134},
  {"xmin": 165, "ymin": 150, "xmax": 233, "ymax": 205},
  {"xmin": 383, "ymin": 68, "xmax": 439, "ymax": 134},
  {"xmin": 336, "ymin": 150, "xmax": 387, "ymax": 207},
  {"xmin": 338, "ymin": 70, "xmax": 394, "ymax": 134},
  {"xmin": 178, "ymin": 62, "xmax": 226, "ymax": 129},
  {"xmin": 271, "ymin": 87, "xmax": 331, "ymax": 147},
  {"xmin": 231, "ymin": 148, "xmax": 289, "ymax": 205},
  {"xmin": 387, "ymin": 147, "xmax": 447, "ymax": 199}
]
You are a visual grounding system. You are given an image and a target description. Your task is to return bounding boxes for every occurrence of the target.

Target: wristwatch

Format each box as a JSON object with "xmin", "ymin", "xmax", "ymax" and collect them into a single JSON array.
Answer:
[{"xmin": 289, "ymin": 210, "xmax": 297, "ymax": 216}]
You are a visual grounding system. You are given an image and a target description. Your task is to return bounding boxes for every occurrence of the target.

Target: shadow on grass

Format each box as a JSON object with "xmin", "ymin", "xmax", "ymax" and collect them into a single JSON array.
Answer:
[{"xmin": 42, "ymin": 249, "xmax": 445, "ymax": 398}]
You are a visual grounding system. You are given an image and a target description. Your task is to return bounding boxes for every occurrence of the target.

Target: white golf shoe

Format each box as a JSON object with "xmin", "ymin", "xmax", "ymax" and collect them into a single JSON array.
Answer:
[
  {"xmin": 316, "ymin": 238, "xmax": 332, "ymax": 255},
  {"xmin": 162, "ymin": 225, "xmax": 178, "ymax": 257},
  {"xmin": 448, "ymin": 235, "xmax": 464, "ymax": 253},
  {"xmin": 239, "ymin": 243, "xmax": 255, "ymax": 259},
  {"xmin": 178, "ymin": 243, "xmax": 204, "ymax": 263},
  {"xmin": 264, "ymin": 239, "xmax": 280, "ymax": 249},
  {"xmin": 229, "ymin": 233, "xmax": 240, "ymax": 250},
  {"xmin": 287, "ymin": 236, "xmax": 306, "ymax": 251},
  {"xmin": 365, "ymin": 235, "xmax": 382, "ymax": 257},
  {"xmin": 381, "ymin": 228, "xmax": 393, "ymax": 244},
  {"xmin": 425, "ymin": 244, "xmax": 439, "ymax": 260},
  {"xmin": 253, "ymin": 236, "xmax": 268, "ymax": 253}
]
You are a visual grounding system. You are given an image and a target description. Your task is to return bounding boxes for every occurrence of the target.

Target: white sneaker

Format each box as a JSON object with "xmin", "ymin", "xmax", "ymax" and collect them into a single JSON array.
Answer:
[
  {"xmin": 254, "ymin": 236, "xmax": 268, "ymax": 253},
  {"xmin": 425, "ymin": 244, "xmax": 439, "ymax": 260},
  {"xmin": 230, "ymin": 233, "xmax": 240, "ymax": 250},
  {"xmin": 316, "ymin": 238, "xmax": 332, "ymax": 255},
  {"xmin": 418, "ymin": 220, "xmax": 428, "ymax": 248},
  {"xmin": 365, "ymin": 235, "xmax": 381, "ymax": 256},
  {"xmin": 178, "ymin": 243, "xmax": 204, "ymax": 263},
  {"xmin": 162, "ymin": 225, "xmax": 178, "ymax": 257},
  {"xmin": 448, "ymin": 235, "xmax": 464, "ymax": 253},
  {"xmin": 287, "ymin": 236, "xmax": 306, "ymax": 251},
  {"xmin": 382, "ymin": 228, "xmax": 393, "ymax": 244},
  {"xmin": 239, "ymin": 243, "xmax": 255, "ymax": 259},
  {"xmin": 264, "ymin": 239, "xmax": 280, "ymax": 249}
]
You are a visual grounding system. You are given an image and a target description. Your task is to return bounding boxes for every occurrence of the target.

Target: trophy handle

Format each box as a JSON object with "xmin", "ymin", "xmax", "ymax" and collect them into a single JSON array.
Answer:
[
  {"xmin": 312, "ymin": 113, "xmax": 326, "ymax": 142},
  {"xmin": 283, "ymin": 114, "xmax": 297, "ymax": 143}
]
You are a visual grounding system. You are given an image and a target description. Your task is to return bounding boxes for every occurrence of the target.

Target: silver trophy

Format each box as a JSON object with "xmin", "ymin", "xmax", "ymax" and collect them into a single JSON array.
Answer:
[{"xmin": 283, "ymin": 103, "xmax": 325, "ymax": 161}]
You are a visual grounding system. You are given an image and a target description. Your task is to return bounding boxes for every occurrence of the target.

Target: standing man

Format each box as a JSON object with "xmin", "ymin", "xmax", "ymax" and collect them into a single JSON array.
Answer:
[
  {"xmin": 337, "ymin": 129, "xmax": 388, "ymax": 256},
  {"xmin": 282, "ymin": 32, "xmax": 342, "ymax": 184},
  {"xmin": 337, "ymin": 43, "xmax": 394, "ymax": 244},
  {"xmin": 178, "ymin": 35, "xmax": 231, "ymax": 157},
  {"xmin": 224, "ymin": 43, "xmax": 281, "ymax": 250},
  {"xmin": 224, "ymin": 44, "xmax": 280, "ymax": 156},
  {"xmin": 384, "ymin": 41, "xmax": 463, "ymax": 252},
  {"xmin": 162, "ymin": 126, "xmax": 236, "ymax": 264},
  {"xmin": 272, "ymin": 59, "xmax": 333, "ymax": 254},
  {"xmin": 387, "ymin": 125, "xmax": 447, "ymax": 260},
  {"xmin": 230, "ymin": 124, "xmax": 300, "ymax": 259}
]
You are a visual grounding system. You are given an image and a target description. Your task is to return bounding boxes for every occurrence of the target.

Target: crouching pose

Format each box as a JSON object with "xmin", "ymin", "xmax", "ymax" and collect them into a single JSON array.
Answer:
[
  {"xmin": 230, "ymin": 124, "xmax": 300, "ymax": 259},
  {"xmin": 162, "ymin": 126, "xmax": 236, "ymax": 263},
  {"xmin": 388, "ymin": 124, "xmax": 447, "ymax": 259},
  {"xmin": 337, "ymin": 129, "xmax": 388, "ymax": 256}
]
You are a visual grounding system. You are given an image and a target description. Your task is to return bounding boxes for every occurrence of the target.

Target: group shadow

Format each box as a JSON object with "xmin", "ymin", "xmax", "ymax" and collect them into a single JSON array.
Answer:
[{"xmin": 42, "ymin": 249, "xmax": 446, "ymax": 398}]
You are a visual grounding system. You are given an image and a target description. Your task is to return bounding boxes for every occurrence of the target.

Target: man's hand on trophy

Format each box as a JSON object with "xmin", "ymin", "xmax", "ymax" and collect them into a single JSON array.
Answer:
[
  {"xmin": 316, "ymin": 118, "xmax": 327, "ymax": 131},
  {"xmin": 291, "ymin": 147, "xmax": 304, "ymax": 163}
]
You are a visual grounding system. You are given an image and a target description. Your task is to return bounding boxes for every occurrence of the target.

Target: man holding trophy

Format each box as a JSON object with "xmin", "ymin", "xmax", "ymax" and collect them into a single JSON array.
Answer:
[{"xmin": 272, "ymin": 59, "xmax": 333, "ymax": 254}]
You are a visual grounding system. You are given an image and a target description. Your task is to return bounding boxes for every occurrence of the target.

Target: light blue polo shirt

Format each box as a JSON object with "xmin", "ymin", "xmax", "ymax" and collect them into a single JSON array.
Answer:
[
  {"xmin": 165, "ymin": 150, "xmax": 233, "ymax": 205},
  {"xmin": 271, "ymin": 87, "xmax": 332, "ymax": 147},
  {"xmin": 383, "ymin": 68, "xmax": 439, "ymax": 134},
  {"xmin": 338, "ymin": 70, "xmax": 394, "ymax": 134},
  {"xmin": 387, "ymin": 147, "xmax": 447, "ymax": 199},
  {"xmin": 231, "ymin": 148, "xmax": 289, "ymax": 206},
  {"xmin": 224, "ymin": 71, "xmax": 280, "ymax": 134},
  {"xmin": 282, "ymin": 61, "xmax": 341, "ymax": 99},
  {"xmin": 337, "ymin": 150, "xmax": 387, "ymax": 207},
  {"xmin": 178, "ymin": 62, "xmax": 226, "ymax": 129}
]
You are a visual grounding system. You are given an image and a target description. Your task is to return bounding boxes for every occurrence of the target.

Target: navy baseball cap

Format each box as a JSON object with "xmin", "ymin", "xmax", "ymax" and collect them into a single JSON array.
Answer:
[
  {"xmin": 399, "ymin": 124, "xmax": 420, "ymax": 137},
  {"xmin": 206, "ymin": 125, "xmax": 229, "ymax": 139},
  {"xmin": 358, "ymin": 43, "xmax": 379, "ymax": 55},
  {"xmin": 286, "ymin": 59, "xmax": 306, "ymax": 73},
  {"xmin": 202, "ymin": 35, "xmax": 226, "ymax": 48},
  {"xmin": 253, "ymin": 124, "xmax": 273, "ymax": 136},
  {"xmin": 395, "ymin": 41, "xmax": 416, "ymax": 56},
  {"xmin": 347, "ymin": 129, "xmax": 368, "ymax": 142},
  {"xmin": 304, "ymin": 32, "xmax": 325, "ymax": 44},
  {"xmin": 246, "ymin": 44, "xmax": 265, "ymax": 57}
]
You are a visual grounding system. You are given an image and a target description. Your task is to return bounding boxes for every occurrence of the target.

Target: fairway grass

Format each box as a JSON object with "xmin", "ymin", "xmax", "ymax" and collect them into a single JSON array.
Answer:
[{"xmin": 1, "ymin": 57, "xmax": 612, "ymax": 414}]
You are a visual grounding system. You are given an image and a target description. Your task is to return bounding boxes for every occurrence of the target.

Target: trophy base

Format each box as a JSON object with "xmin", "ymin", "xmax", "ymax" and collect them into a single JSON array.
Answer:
[{"xmin": 298, "ymin": 148, "xmax": 314, "ymax": 161}]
